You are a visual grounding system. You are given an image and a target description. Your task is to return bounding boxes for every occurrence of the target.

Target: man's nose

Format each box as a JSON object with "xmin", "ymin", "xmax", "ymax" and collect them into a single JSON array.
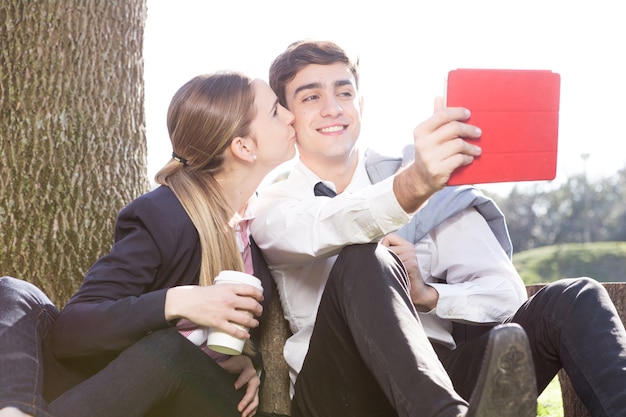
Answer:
[{"xmin": 320, "ymin": 96, "xmax": 343, "ymax": 117}]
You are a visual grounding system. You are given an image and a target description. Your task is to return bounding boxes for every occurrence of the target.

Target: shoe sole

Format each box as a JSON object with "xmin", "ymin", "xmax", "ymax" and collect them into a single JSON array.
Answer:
[{"xmin": 468, "ymin": 323, "xmax": 537, "ymax": 417}]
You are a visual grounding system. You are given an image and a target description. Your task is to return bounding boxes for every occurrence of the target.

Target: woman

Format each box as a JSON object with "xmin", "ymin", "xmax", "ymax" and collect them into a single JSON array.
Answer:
[{"xmin": 0, "ymin": 71, "xmax": 296, "ymax": 417}]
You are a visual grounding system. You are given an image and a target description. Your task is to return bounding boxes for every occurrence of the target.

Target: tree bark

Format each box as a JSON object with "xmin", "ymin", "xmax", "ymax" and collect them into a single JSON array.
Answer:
[
  {"xmin": 0, "ymin": 0, "xmax": 148, "ymax": 306},
  {"xmin": 258, "ymin": 283, "xmax": 292, "ymax": 415}
]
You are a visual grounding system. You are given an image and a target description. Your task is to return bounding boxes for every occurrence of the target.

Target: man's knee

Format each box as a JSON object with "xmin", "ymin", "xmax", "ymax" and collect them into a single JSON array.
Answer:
[
  {"xmin": 552, "ymin": 277, "xmax": 605, "ymax": 299},
  {"xmin": 334, "ymin": 243, "xmax": 403, "ymax": 275},
  {"xmin": 539, "ymin": 277, "xmax": 611, "ymax": 316},
  {"xmin": 329, "ymin": 242, "xmax": 409, "ymax": 295}
]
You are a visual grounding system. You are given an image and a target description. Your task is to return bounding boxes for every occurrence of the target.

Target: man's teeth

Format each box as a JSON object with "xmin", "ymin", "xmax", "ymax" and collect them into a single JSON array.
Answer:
[{"xmin": 319, "ymin": 125, "xmax": 344, "ymax": 133}]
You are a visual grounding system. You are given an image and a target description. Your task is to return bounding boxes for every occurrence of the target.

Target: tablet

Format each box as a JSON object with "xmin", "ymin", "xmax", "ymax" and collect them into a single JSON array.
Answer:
[{"xmin": 445, "ymin": 69, "xmax": 561, "ymax": 185}]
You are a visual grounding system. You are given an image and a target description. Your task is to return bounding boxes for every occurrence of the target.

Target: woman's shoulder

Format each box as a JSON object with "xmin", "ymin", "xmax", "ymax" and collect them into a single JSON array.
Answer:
[
  {"xmin": 124, "ymin": 185, "xmax": 180, "ymax": 210},
  {"xmin": 119, "ymin": 186, "xmax": 191, "ymax": 230},
  {"xmin": 137, "ymin": 184, "xmax": 179, "ymax": 203}
]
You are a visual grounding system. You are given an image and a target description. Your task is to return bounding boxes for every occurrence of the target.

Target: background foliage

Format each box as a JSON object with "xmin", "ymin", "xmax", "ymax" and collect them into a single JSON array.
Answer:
[
  {"xmin": 487, "ymin": 167, "xmax": 626, "ymax": 253},
  {"xmin": 480, "ymin": 166, "xmax": 626, "ymax": 285},
  {"xmin": 513, "ymin": 242, "xmax": 626, "ymax": 284}
]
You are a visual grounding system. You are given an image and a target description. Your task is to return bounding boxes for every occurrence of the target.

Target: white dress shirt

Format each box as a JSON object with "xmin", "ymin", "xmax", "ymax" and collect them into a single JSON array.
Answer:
[
  {"xmin": 251, "ymin": 153, "xmax": 527, "ymax": 391},
  {"xmin": 415, "ymin": 208, "xmax": 527, "ymax": 349}
]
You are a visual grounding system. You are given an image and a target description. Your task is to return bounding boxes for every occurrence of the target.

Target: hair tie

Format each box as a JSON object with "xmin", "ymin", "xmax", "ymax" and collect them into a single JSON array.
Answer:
[{"xmin": 172, "ymin": 152, "xmax": 189, "ymax": 166}]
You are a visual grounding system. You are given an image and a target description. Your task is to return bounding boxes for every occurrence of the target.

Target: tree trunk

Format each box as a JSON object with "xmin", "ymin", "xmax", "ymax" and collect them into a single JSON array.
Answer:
[
  {"xmin": 0, "ymin": 0, "xmax": 148, "ymax": 306},
  {"xmin": 258, "ymin": 283, "xmax": 292, "ymax": 415}
]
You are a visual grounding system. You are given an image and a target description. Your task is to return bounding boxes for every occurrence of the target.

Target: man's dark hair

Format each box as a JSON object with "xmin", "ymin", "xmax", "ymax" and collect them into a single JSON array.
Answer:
[{"xmin": 269, "ymin": 40, "xmax": 360, "ymax": 108}]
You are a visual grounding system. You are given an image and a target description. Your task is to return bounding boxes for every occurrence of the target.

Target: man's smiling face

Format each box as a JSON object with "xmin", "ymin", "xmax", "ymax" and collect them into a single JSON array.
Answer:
[{"xmin": 284, "ymin": 62, "xmax": 363, "ymax": 164}]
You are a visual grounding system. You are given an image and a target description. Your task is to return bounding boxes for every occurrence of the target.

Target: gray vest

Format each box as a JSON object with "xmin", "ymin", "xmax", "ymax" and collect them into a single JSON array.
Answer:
[{"xmin": 364, "ymin": 146, "xmax": 513, "ymax": 258}]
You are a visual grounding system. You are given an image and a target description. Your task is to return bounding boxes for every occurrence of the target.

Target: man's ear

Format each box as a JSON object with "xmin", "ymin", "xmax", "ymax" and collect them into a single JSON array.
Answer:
[
  {"xmin": 230, "ymin": 136, "xmax": 256, "ymax": 163},
  {"xmin": 359, "ymin": 95, "xmax": 365, "ymax": 117}
]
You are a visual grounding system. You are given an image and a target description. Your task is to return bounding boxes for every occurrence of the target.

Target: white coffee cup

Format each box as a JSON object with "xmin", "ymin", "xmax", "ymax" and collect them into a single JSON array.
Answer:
[{"xmin": 206, "ymin": 270, "xmax": 263, "ymax": 355}]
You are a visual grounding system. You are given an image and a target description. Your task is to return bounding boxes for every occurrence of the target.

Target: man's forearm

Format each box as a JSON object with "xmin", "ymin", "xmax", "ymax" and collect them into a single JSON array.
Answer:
[{"xmin": 392, "ymin": 163, "xmax": 438, "ymax": 214}]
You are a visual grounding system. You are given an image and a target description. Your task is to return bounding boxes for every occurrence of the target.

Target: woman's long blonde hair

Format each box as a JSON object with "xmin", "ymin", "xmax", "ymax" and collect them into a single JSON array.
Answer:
[{"xmin": 155, "ymin": 72, "xmax": 255, "ymax": 287}]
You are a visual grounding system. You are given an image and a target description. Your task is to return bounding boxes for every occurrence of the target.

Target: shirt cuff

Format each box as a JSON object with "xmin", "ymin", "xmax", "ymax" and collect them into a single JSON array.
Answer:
[{"xmin": 430, "ymin": 282, "xmax": 472, "ymax": 320}]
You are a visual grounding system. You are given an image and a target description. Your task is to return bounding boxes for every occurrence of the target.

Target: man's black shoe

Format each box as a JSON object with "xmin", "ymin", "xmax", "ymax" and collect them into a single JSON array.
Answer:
[{"xmin": 467, "ymin": 323, "xmax": 537, "ymax": 417}]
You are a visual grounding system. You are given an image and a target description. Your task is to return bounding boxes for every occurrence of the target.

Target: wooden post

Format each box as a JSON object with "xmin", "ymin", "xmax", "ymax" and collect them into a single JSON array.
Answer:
[{"xmin": 258, "ymin": 283, "xmax": 292, "ymax": 415}]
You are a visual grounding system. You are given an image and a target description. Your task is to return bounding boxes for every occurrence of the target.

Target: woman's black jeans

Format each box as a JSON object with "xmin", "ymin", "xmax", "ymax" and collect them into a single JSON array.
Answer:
[{"xmin": 1, "ymin": 276, "xmax": 247, "ymax": 417}]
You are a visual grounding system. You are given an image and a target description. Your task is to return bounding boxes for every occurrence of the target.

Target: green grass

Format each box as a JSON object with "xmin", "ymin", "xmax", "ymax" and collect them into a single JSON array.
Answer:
[
  {"xmin": 537, "ymin": 377, "xmax": 563, "ymax": 417},
  {"xmin": 513, "ymin": 241, "xmax": 626, "ymax": 285}
]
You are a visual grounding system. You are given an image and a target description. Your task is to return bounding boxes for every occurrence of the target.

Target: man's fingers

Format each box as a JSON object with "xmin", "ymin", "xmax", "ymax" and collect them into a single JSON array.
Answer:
[
  {"xmin": 433, "ymin": 96, "xmax": 444, "ymax": 113},
  {"xmin": 415, "ymin": 107, "xmax": 471, "ymax": 138},
  {"xmin": 381, "ymin": 233, "xmax": 402, "ymax": 247}
]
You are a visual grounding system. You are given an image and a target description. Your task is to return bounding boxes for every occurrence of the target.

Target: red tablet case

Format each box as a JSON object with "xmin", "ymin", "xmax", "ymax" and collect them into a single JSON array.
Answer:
[{"xmin": 445, "ymin": 69, "xmax": 561, "ymax": 185}]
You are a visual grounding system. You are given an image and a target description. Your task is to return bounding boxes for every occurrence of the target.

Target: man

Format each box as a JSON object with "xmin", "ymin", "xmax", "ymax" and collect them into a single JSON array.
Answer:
[{"xmin": 251, "ymin": 40, "xmax": 626, "ymax": 417}]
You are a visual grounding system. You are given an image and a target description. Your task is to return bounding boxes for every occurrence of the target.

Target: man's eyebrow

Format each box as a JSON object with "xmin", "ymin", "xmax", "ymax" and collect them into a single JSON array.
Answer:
[
  {"xmin": 335, "ymin": 79, "xmax": 354, "ymax": 88},
  {"xmin": 292, "ymin": 79, "xmax": 355, "ymax": 98},
  {"xmin": 293, "ymin": 82, "xmax": 322, "ymax": 97}
]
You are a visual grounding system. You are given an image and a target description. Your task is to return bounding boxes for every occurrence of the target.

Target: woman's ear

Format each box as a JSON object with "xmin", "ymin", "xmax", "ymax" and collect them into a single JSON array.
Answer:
[{"xmin": 230, "ymin": 136, "xmax": 256, "ymax": 163}]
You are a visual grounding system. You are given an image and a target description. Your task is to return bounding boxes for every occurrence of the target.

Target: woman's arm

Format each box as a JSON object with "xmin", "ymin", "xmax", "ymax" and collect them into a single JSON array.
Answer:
[{"xmin": 52, "ymin": 189, "xmax": 200, "ymax": 358}]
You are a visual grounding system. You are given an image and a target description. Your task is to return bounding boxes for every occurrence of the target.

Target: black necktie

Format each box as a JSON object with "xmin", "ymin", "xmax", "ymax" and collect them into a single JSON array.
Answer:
[{"xmin": 314, "ymin": 182, "xmax": 337, "ymax": 198}]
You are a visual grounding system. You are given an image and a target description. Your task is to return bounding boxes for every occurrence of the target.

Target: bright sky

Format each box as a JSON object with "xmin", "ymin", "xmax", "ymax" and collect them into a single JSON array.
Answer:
[{"xmin": 143, "ymin": 0, "xmax": 626, "ymax": 195}]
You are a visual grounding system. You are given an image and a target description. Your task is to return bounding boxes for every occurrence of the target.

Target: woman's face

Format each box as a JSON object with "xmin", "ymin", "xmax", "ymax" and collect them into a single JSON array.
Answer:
[{"xmin": 248, "ymin": 79, "xmax": 296, "ymax": 170}]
